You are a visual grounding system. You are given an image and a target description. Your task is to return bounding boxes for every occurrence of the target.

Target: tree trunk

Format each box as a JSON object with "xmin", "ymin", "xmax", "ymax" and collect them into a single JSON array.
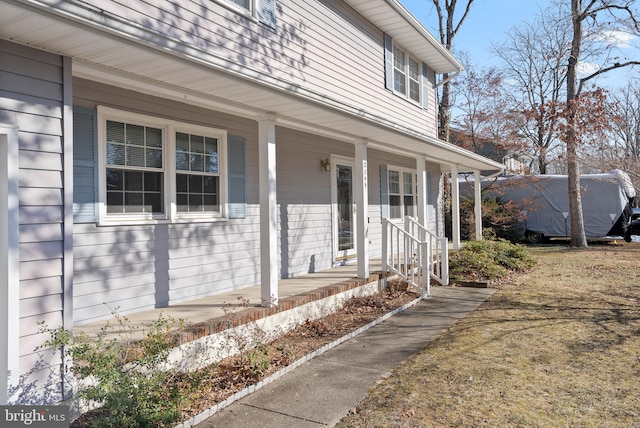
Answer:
[
  {"xmin": 439, "ymin": 73, "xmax": 451, "ymax": 142},
  {"xmin": 538, "ymin": 145, "xmax": 547, "ymax": 175},
  {"xmin": 567, "ymin": 0, "xmax": 587, "ymax": 247}
]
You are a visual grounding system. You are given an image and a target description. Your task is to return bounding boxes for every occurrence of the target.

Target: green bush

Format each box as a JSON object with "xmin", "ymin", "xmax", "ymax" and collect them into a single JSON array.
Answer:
[
  {"xmin": 460, "ymin": 197, "xmax": 524, "ymax": 243},
  {"xmin": 40, "ymin": 312, "xmax": 189, "ymax": 428},
  {"xmin": 450, "ymin": 239, "xmax": 536, "ymax": 281}
]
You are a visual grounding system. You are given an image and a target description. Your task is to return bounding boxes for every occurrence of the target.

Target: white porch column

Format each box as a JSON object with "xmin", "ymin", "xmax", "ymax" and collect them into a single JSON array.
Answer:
[
  {"xmin": 416, "ymin": 157, "xmax": 427, "ymax": 228},
  {"xmin": 0, "ymin": 125, "xmax": 19, "ymax": 404},
  {"xmin": 474, "ymin": 170, "xmax": 483, "ymax": 240},
  {"xmin": 258, "ymin": 114, "xmax": 278, "ymax": 307},
  {"xmin": 450, "ymin": 164, "xmax": 461, "ymax": 250},
  {"xmin": 354, "ymin": 141, "xmax": 369, "ymax": 278}
]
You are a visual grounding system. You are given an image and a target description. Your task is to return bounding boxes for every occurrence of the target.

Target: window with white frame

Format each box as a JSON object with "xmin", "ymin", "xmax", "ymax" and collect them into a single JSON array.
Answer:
[
  {"xmin": 227, "ymin": 0, "xmax": 250, "ymax": 10},
  {"xmin": 175, "ymin": 131, "xmax": 220, "ymax": 213},
  {"xmin": 384, "ymin": 34, "xmax": 430, "ymax": 109},
  {"xmin": 392, "ymin": 45, "xmax": 406, "ymax": 95},
  {"xmin": 99, "ymin": 107, "xmax": 226, "ymax": 223},
  {"xmin": 105, "ymin": 121, "xmax": 164, "ymax": 215},
  {"xmin": 408, "ymin": 57, "xmax": 421, "ymax": 103},
  {"xmin": 220, "ymin": 0, "xmax": 276, "ymax": 28},
  {"xmin": 393, "ymin": 44, "xmax": 422, "ymax": 104},
  {"xmin": 388, "ymin": 167, "xmax": 417, "ymax": 219}
]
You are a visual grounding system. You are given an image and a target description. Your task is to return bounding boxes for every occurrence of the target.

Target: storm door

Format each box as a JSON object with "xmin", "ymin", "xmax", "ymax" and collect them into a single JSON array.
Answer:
[{"xmin": 332, "ymin": 156, "xmax": 356, "ymax": 261}]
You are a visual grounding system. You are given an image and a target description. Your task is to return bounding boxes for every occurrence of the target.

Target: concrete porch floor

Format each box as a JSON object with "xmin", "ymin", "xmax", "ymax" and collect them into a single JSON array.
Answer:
[{"xmin": 75, "ymin": 260, "xmax": 388, "ymax": 340}]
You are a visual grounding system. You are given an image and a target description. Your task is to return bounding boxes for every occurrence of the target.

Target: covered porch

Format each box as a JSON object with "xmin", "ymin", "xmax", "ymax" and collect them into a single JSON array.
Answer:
[{"xmin": 76, "ymin": 260, "xmax": 391, "ymax": 342}]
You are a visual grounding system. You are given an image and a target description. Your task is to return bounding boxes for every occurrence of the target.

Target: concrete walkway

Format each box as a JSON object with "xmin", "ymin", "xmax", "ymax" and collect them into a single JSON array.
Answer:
[{"xmin": 192, "ymin": 286, "xmax": 495, "ymax": 428}]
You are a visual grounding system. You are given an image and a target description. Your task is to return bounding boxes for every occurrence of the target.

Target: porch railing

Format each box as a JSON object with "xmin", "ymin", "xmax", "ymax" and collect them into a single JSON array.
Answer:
[
  {"xmin": 381, "ymin": 217, "xmax": 449, "ymax": 298},
  {"xmin": 404, "ymin": 217, "xmax": 449, "ymax": 287}
]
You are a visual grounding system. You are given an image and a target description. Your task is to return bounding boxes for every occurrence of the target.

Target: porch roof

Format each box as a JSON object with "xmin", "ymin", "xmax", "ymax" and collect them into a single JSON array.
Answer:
[{"xmin": 1, "ymin": 0, "xmax": 502, "ymax": 173}]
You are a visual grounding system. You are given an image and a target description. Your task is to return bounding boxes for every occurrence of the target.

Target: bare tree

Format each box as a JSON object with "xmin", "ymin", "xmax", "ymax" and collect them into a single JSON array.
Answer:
[
  {"xmin": 430, "ymin": 0, "xmax": 476, "ymax": 142},
  {"xmin": 451, "ymin": 60, "xmax": 525, "ymax": 161},
  {"xmin": 566, "ymin": 0, "xmax": 640, "ymax": 247},
  {"xmin": 602, "ymin": 83, "xmax": 640, "ymax": 187},
  {"xmin": 493, "ymin": 6, "xmax": 573, "ymax": 175}
]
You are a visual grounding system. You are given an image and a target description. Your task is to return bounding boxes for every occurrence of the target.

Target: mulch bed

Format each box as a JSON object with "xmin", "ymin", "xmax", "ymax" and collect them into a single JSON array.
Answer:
[{"xmin": 71, "ymin": 283, "xmax": 420, "ymax": 427}]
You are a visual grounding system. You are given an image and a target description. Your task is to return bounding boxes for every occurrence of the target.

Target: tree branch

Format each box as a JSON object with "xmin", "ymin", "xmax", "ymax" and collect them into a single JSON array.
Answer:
[
  {"xmin": 578, "ymin": 60, "xmax": 640, "ymax": 94},
  {"xmin": 452, "ymin": 0, "xmax": 476, "ymax": 36}
]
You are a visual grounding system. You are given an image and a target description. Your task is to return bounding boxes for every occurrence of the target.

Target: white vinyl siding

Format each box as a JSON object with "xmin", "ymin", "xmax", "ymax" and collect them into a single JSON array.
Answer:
[
  {"xmin": 71, "ymin": 1, "xmax": 436, "ymax": 137},
  {"xmin": 219, "ymin": 0, "xmax": 276, "ymax": 28},
  {"xmin": 71, "ymin": 81, "xmax": 441, "ymax": 325},
  {"xmin": 0, "ymin": 40, "xmax": 71, "ymax": 404},
  {"xmin": 73, "ymin": 81, "xmax": 257, "ymax": 324}
]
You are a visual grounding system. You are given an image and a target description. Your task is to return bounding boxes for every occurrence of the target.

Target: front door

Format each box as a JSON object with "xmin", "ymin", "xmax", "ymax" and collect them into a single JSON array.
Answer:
[{"xmin": 332, "ymin": 156, "xmax": 356, "ymax": 262}]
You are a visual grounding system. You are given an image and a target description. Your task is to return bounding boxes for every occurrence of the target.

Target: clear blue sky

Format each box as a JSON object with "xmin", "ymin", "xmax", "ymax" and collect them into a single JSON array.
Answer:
[
  {"xmin": 399, "ymin": 0, "xmax": 636, "ymax": 88},
  {"xmin": 400, "ymin": 0, "xmax": 550, "ymax": 68}
]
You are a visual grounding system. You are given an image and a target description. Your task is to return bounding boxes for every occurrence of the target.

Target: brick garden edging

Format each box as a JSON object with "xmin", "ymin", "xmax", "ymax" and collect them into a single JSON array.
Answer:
[
  {"xmin": 164, "ymin": 272, "xmax": 397, "ymax": 373},
  {"xmin": 172, "ymin": 272, "xmax": 392, "ymax": 345}
]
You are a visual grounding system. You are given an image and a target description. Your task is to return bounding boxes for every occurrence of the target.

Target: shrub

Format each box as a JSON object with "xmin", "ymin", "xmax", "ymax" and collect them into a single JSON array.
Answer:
[
  {"xmin": 460, "ymin": 197, "xmax": 525, "ymax": 242},
  {"xmin": 450, "ymin": 239, "xmax": 536, "ymax": 281},
  {"xmin": 40, "ymin": 312, "xmax": 189, "ymax": 428}
]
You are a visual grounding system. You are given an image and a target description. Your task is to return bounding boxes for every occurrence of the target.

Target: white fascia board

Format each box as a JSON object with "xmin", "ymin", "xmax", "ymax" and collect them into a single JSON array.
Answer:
[{"xmin": 385, "ymin": 0, "xmax": 463, "ymax": 71}]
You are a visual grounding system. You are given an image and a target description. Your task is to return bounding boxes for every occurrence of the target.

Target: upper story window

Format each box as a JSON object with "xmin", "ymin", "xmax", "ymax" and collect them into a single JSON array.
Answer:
[
  {"xmin": 229, "ymin": 0, "xmax": 250, "ymax": 8},
  {"xmin": 221, "ymin": 0, "xmax": 276, "ymax": 28},
  {"xmin": 384, "ymin": 34, "xmax": 430, "ymax": 109},
  {"xmin": 393, "ymin": 46, "xmax": 406, "ymax": 95},
  {"xmin": 408, "ymin": 57, "xmax": 421, "ymax": 103},
  {"xmin": 98, "ymin": 107, "xmax": 227, "ymax": 224}
]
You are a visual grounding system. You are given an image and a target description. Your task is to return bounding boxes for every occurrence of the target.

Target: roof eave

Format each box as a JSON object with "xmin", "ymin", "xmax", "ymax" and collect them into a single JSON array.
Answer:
[{"xmin": 344, "ymin": 0, "xmax": 463, "ymax": 74}]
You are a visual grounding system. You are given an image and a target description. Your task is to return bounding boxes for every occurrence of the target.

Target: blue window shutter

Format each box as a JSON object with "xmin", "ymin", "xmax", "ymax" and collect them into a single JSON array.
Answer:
[
  {"xmin": 73, "ymin": 107, "xmax": 98, "ymax": 223},
  {"xmin": 258, "ymin": 0, "xmax": 276, "ymax": 28},
  {"xmin": 384, "ymin": 34, "xmax": 394, "ymax": 91},
  {"xmin": 380, "ymin": 164, "xmax": 389, "ymax": 219},
  {"xmin": 422, "ymin": 62, "xmax": 430, "ymax": 109},
  {"xmin": 228, "ymin": 135, "xmax": 246, "ymax": 219}
]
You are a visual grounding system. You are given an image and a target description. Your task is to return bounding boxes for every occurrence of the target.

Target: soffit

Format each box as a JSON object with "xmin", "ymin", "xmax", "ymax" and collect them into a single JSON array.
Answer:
[{"xmin": 344, "ymin": 0, "xmax": 462, "ymax": 74}]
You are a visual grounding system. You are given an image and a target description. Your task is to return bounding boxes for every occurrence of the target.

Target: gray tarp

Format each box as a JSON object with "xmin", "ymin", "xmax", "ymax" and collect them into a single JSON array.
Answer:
[{"xmin": 467, "ymin": 170, "xmax": 636, "ymax": 239}]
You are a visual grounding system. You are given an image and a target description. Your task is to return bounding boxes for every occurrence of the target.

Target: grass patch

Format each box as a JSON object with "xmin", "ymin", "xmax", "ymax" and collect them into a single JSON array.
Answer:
[{"xmin": 336, "ymin": 243, "xmax": 640, "ymax": 427}]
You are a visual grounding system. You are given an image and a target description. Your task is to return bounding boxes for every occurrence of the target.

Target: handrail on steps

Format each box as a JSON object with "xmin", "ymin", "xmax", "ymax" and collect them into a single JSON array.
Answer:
[
  {"xmin": 404, "ymin": 217, "xmax": 449, "ymax": 287},
  {"xmin": 381, "ymin": 217, "xmax": 449, "ymax": 298}
]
